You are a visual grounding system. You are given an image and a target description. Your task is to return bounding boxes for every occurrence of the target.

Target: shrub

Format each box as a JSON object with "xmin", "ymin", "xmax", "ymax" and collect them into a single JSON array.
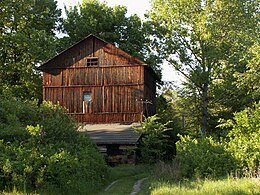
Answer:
[
  {"xmin": 174, "ymin": 103, "xmax": 260, "ymax": 179},
  {"xmin": 0, "ymin": 95, "xmax": 37, "ymax": 141},
  {"xmin": 36, "ymin": 101, "xmax": 78, "ymax": 144},
  {"xmin": 222, "ymin": 102, "xmax": 260, "ymax": 176},
  {"xmin": 0, "ymin": 96, "xmax": 107, "ymax": 194},
  {"xmin": 135, "ymin": 115, "xmax": 173, "ymax": 163},
  {"xmin": 175, "ymin": 135, "xmax": 236, "ymax": 178}
]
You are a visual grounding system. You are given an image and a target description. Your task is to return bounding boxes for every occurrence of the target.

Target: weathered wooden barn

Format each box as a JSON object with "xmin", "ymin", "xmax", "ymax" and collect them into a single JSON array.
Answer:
[
  {"xmin": 38, "ymin": 34, "xmax": 158, "ymax": 163},
  {"xmin": 38, "ymin": 34, "xmax": 158, "ymax": 124}
]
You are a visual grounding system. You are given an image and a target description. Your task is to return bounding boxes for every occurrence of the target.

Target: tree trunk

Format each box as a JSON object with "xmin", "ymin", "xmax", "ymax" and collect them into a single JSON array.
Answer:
[{"xmin": 201, "ymin": 84, "xmax": 209, "ymax": 135}]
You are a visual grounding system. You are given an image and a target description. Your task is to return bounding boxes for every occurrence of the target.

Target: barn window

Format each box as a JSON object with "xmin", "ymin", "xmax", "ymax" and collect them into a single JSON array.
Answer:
[
  {"xmin": 83, "ymin": 91, "xmax": 92, "ymax": 113},
  {"xmin": 86, "ymin": 57, "xmax": 98, "ymax": 66},
  {"xmin": 83, "ymin": 91, "xmax": 92, "ymax": 102}
]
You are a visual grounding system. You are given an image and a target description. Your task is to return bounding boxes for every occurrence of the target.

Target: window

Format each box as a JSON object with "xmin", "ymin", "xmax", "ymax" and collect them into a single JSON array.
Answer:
[
  {"xmin": 86, "ymin": 57, "xmax": 98, "ymax": 66},
  {"xmin": 83, "ymin": 91, "xmax": 92, "ymax": 113},
  {"xmin": 83, "ymin": 91, "xmax": 92, "ymax": 102}
]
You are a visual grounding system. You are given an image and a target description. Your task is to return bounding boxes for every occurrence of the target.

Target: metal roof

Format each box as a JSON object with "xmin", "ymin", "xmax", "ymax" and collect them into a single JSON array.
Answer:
[{"xmin": 78, "ymin": 123, "xmax": 142, "ymax": 145}]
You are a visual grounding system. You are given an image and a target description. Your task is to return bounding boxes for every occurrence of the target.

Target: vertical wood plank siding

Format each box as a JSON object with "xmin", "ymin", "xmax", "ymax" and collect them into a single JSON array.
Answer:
[{"xmin": 41, "ymin": 35, "xmax": 156, "ymax": 124}]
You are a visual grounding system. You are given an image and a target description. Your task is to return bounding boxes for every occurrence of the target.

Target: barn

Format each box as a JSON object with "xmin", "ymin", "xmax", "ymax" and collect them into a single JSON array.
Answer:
[{"xmin": 38, "ymin": 34, "xmax": 158, "ymax": 162}]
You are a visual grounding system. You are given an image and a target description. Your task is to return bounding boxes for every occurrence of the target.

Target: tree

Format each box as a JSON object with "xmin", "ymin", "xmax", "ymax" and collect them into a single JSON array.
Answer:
[
  {"xmin": 0, "ymin": 0, "xmax": 61, "ymax": 100},
  {"xmin": 60, "ymin": 0, "xmax": 162, "ymax": 76},
  {"xmin": 235, "ymin": 44, "xmax": 260, "ymax": 103},
  {"xmin": 149, "ymin": 0, "xmax": 259, "ymax": 134}
]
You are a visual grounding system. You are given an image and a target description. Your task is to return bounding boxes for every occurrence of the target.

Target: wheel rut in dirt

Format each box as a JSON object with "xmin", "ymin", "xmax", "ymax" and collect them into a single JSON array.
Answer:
[{"xmin": 130, "ymin": 177, "xmax": 148, "ymax": 195}]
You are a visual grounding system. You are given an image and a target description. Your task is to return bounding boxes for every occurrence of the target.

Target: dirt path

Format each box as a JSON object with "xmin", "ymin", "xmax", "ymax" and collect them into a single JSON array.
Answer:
[
  {"xmin": 104, "ymin": 180, "xmax": 119, "ymax": 191},
  {"xmin": 130, "ymin": 177, "xmax": 148, "ymax": 195}
]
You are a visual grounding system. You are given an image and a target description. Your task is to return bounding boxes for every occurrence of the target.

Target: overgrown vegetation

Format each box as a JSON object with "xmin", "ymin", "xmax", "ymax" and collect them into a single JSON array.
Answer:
[
  {"xmin": 175, "ymin": 103, "xmax": 260, "ymax": 179},
  {"xmin": 143, "ymin": 0, "xmax": 260, "ymax": 189},
  {"xmin": 0, "ymin": 96, "xmax": 107, "ymax": 194},
  {"xmin": 135, "ymin": 102, "xmax": 259, "ymax": 179}
]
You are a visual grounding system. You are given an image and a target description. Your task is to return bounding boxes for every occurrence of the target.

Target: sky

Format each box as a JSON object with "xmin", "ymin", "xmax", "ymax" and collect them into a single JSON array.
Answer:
[{"xmin": 56, "ymin": 0, "xmax": 180, "ymax": 83}]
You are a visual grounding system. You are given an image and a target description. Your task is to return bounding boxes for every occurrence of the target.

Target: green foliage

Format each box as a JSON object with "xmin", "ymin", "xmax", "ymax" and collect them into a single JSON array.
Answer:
[
  {"xmin": 0, "ymin": 0, "xmax": 61, "ymax": 100},
  {"xmin": 156, "ymin": 86, "xmax": 182, "ymax": 157},
  {"xmin": 235, "ymin": 44, "xmax": 260, "ymax": 103},
  {"xmin": 135, "ymin": 115, "xmax": 173, "ymax": 163},
  {"xmin": 221, "ymin": 102, "xmax": 260, "ymax": 176},
  {"xmin": 36, "ymin": 101, "xmax": 78, "ymax": 144},
  {"xmin": 0, "ymin": 95, "xmax": 37, "ymax": 141},
  {"xmin": 149, "ymin": 0, "xmax": 259, "ymax": 134},
  {"xmin": 0, "ymin": 96, "xmax": 107, "ymax": 194},
  {"xmin": 175, "ymin": 84, "xmax": 203, "ymax": 135},
  {"xmin": 156, "ymin": 87, "xmax": 181, "ymax": 131},
  {"xmin": 176, "ymin": 135, "xmax": 236, "ymax": 178},
  {"xmin": 175, "ymin": 103, "xmax": 260, "ymax": 179},
  {"xmin": 26, "ymin": 124, "xmax": 42, "ymax": 137}
]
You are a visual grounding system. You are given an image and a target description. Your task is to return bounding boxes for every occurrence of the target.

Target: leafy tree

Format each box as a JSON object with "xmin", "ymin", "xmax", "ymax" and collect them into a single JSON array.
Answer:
[
  {"xmin": 61, "ymin": 0, "xmax": 162, "ymax": 76},
  {"xmin": 235, "ymin": 44, "xmax": 260, "ymax": 103},
  {"xmin": 0, "ymin": 0, "xmax": 61, "ymax": 100},
  {"xmin": 149, "ymin": 0, "xmax": 259, "ymax": 134}
]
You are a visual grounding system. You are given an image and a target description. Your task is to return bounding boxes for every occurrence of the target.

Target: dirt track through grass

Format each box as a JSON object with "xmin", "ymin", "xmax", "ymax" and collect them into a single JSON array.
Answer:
[
  {"xmin": 97, "ymin": 165, "xmax": 151, "ymax": 195},
  {"xmin": 99, "ymin": 173, "xmax": 148, "ymax": 195},
  {"xmin": 130, "ymin": 177, "xmax": 148, "ymax": 195}
]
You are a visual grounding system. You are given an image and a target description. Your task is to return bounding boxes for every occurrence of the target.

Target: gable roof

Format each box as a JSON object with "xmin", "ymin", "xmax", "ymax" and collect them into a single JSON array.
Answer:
[{"xmin": 38, "ymin": 34, "xmax": 159, "ymax": 80}]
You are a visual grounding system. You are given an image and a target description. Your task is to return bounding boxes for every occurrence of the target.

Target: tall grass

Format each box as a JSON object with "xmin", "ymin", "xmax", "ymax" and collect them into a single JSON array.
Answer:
[
  {"xmin": 150, "ymin": 178, "xmax": 260, "ymax": 195},
  {"xmin": 149, "ymin": 161, "xmax": 260, "ymax": 195}
]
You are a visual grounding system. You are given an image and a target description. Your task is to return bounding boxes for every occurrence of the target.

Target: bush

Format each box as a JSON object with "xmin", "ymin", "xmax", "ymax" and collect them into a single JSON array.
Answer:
[
  {"xmin": 0, "ymin": 96, "xmax": 107, "ymax": 194},
  {"xmin": 174, "ymin": 103, "xmax": 260, "ymax": 179},
  {"xmin": 135, "ymin": 115, "xmax": 173, "ymax": 163},
  {"xmin": 222, "ymin": 102, "xmax": 260, "ymax": 176},
  {"xmin": 0, "ymin": 95, "xmax": 37, "ymax": 141},
  {"xmin": 175, "ymin": 135, "xmax": 236, "ymax": 178}
]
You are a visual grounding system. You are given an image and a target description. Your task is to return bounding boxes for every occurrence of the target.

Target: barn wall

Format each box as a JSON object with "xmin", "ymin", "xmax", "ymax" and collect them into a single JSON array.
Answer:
[
  {"xmin": 42, "ymin": 36, "xmax": 149, "ymax": 124},
  {"xmin": 44, "ymin": 86, "xmax": 143, "ymax": 113},
  {"xmin": 43, "ymin": 66, "xmax": 143, "ymax": 86}
]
